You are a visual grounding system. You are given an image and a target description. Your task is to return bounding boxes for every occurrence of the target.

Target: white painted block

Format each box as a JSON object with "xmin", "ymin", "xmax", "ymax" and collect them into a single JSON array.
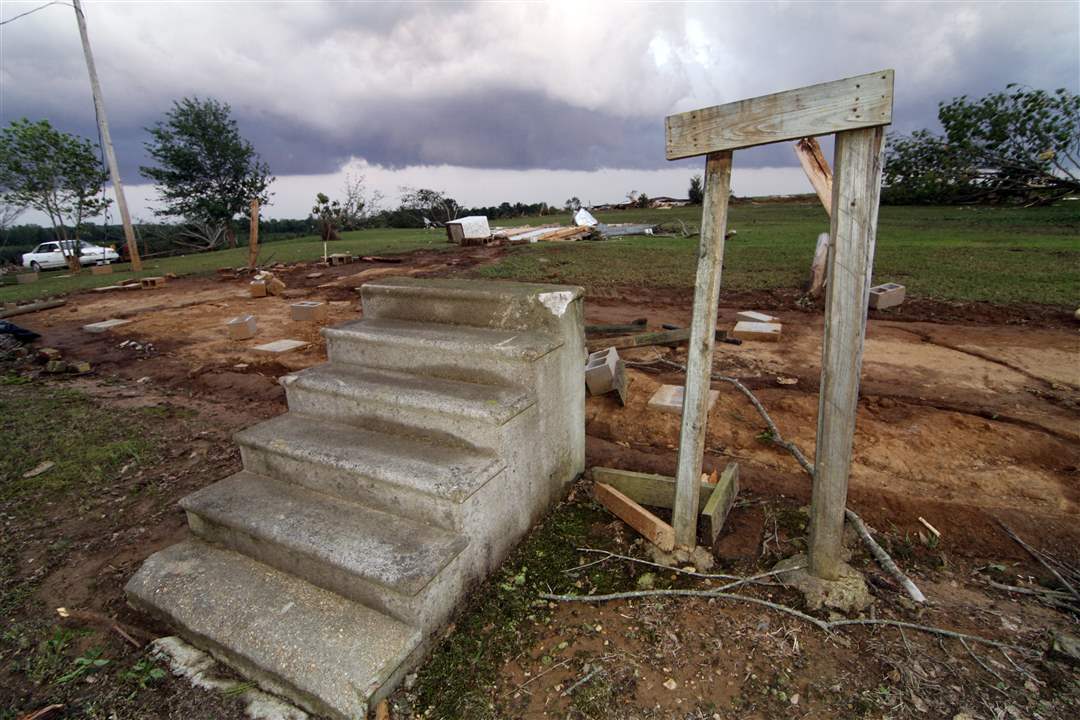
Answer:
[
  {"xmin": 446, "ymin": 216, "xmax": 491, "ymax": 239},
  {"xmin": 731, "ymin": 321, "xmax": 782, "ymax": 342},
  {"xmin": 736, "ymin": 310, "xmax": 777, "ymax": 323},
  {"xmin": 253, "ymin": 339, "xmax": 309, "ymax": 353},
  {"xmin": 648, "ymin": 384, "xmax": 719, "ymax": 415}
]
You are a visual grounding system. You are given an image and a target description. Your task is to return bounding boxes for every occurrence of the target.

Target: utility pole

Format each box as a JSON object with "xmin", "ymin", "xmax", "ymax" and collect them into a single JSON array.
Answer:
[{"xmin": 72, "ymin": 0, "xmax": 142, "ymax": 271}]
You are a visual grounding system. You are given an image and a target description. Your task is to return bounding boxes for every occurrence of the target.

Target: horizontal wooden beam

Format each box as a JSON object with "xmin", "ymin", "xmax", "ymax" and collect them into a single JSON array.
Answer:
[
  {"xmin": 592, "ymin": 466, "xmax": 717, "ymax": 514},
  {"xmin": 595, "ymin": 482, "xmax": 675, "ymax": 551},
  {"xmin": 665, "ymin": 70, "xmax": 894, "ymax": 159}
]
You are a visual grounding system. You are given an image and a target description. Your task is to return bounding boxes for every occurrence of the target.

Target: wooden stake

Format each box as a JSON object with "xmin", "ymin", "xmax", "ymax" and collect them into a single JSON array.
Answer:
[
  {"xmin": 247, "ymin": 198, "xmax": 260, "ymax": 269},
  {"xmin": 808, "ymin": 126, "xmax": 885, "ymax": 580},
  {"xmin": 72, "ymin": 0, "xmax": 141, "ymax": 272},
  {"xmin": 672, "ymin": 150, "xmax": 732, "ymax": 547}
]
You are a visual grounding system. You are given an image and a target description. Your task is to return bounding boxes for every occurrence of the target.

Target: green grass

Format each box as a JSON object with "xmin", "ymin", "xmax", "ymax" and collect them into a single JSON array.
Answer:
[
  {"xmin": 2, "ymin": 203, "xmax": 1077, "ymax": 305},
  {"xmin": 0, "ymin": 384, "xmax": 160, "ymax": 513},
  {"xmin": 0, "ymin": 228, "xmax": 447, "ymax": 303},
  {"xmin": 473, "ymin": 203, "xmax": 1080, "ymax": 305}
]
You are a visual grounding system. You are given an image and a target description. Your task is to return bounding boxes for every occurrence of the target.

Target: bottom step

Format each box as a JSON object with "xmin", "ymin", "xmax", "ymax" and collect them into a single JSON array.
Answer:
[{"xmin": 126, "ymin": 540, "xmax": 419, "ymax": 720}]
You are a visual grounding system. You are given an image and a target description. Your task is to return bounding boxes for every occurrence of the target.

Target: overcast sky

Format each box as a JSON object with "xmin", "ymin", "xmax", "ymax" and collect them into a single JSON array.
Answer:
[{"xmin": 1, "ymin": 0, "xmax": 1077, "ymax": 220}]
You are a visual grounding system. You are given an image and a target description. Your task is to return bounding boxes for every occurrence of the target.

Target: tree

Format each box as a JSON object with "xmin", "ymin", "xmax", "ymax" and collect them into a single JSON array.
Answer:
[
  {"xmin": 339, "ymin": 173, "xmax": 383, "ymax": 230},
  {"xmin": 398, "ymin": 187, "xmax": 459, "ymax": 225},
  {"xmin": 141, "ymin": 97, "xmax": 273, "ymax": 247},
  {"xmin": 0, "ymin": 119, "xmax": 111, "ymax": 271},
  {"xmin": 688, "ymin": 175, "xmax": 703, "ymax": 204},
  {"xmin": 636, "ymin": 192, "xmax": 650, "ymax": 209},
  {"xmin": 311, "ymin": 192, "xmax": 345, "ymax": 241},
  {"xmin": 564, "ymin": 196, "xmax": 581, "ymax": 212},
  {"xmin": 884, "ymin": 85, "xmax": 1079, "ymax": 205}
]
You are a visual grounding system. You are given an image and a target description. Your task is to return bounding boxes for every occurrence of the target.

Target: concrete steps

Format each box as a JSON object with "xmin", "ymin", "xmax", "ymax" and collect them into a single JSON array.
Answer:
[
  {"xmin": 126, "ymin": 278, "xmax": 586, "ymax": 720},
  {"xmin": 236, "ymin": 413, "xmax": 505, "ymax": 529},
  {"xmin": 126, "ymin": 540, "xmax": 418, "ymax": 720}
]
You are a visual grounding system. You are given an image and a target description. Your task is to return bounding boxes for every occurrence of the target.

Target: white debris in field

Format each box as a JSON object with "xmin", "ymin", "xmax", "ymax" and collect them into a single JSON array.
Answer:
[{"xmin": 573, "ymin": 208, "xmax": 599, "ymax": 227}]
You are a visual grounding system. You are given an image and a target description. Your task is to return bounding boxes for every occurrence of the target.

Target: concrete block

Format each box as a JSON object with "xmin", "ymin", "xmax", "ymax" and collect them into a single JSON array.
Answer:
[
  {"xmin": 648, "ymin": 384, "xmax": 719, "ymax": 415},
  {"xmin": 731, "ymin": 321, "xmax": 782, "ymax": 342},
  {"xmin": 329, "ymin": 253, "xmax": 353, "ymax": 266},
  {"xmin": 584, "ymin": 347, "xmax": 627, "ymax": 405},
  {"xmin": 250, "ymin": 281, "xmax": 268, "ymax": 298},
  {"xmin": 16, "ymin": 272, "xmax": 39, "ymax": 284},
  {"xmin": 140, "ymin": 276, "xmax": 166, "ymax": 288},
  {"xmin": 90, "ymin": 264, "xmax": 113, "ymax": 275},
  {"xmin": 291, "ymin": 301, "xmax": 328, "ymax": 323},
  {"xmin": 869, "ymin": 282, "xmax": 906, "ymax": 309},
  {"xmin": 253, "ymin": 339, "xmax": 309, "ymax": 353},
  {"xmin": 83, "ymin": 318, "xmax": 132, "ymax": 334},
  {"xmin": 69, "ymin": 360, "xmax": 92, "ymax": 374},
  {"xmin": 44, "ymin": 359, "xmax": 67, "ymax": 373},
  {"xmin": 736, "ymin": 310, "xmax": 777, "ymax": 323},
  {"xmin": 227, "ymin": 314, "xmax": 257, "ymax": 340}
]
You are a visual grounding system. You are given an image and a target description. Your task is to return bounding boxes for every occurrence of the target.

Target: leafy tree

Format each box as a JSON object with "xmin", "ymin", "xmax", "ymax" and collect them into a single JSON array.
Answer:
[
  {"xmin": 141, "ymin": 97, "xmax": 273, "ymax": 246},
  {"xmin": 688, "ymin": 175, "xmax": 703, "ymax": 204},
  {"xmin": 564, "ymin": 196, "xmax": 581, "ymax": 212},
  {"xmin": 884, "ymin": 85, "xmax": 1079, "ymax": 205},
  {"xmin": 398, "ymin": 187, "xmax": 459, "ymax": 225},
  {"xmin": 311, "ymin": 192, "xmax": 345, "ymax": 241},
  {"xmin": 636, "ymin": 192, "xmax": 650, "ymax": 209},
  {"xmin": 0, "ymin": 119, "xmax": 111, "ymax": 271}
]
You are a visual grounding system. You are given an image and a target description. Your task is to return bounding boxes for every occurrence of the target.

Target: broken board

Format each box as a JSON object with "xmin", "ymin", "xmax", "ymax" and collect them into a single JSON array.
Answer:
[
  {"xmin": 594, "ymin": 482, "xmax": 675, "ymax": 551},
  {"xmin": 702, "ymin": 464, "xmax": 739, "ymax": 542},
  {"xmin": 648, "ymin": 384, "xmax": 719, "ymax": 415}
]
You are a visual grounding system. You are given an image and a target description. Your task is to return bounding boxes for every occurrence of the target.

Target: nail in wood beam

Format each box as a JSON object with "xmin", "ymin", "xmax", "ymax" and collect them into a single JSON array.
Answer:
[
  {"xmin": 671, "ymin": 150, "xmax": 732, "ymax": 547},
  {"xmin": 808, "ymin": 125, "xmax": 886, "ymax": 580}
]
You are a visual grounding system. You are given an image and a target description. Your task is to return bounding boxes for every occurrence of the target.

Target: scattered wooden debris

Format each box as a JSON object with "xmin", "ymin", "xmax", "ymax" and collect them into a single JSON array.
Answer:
[
  {"xmin": 648, "ymin": 384, "xmax": 719, "ymax": 415},
  {"xmin": 0, "ymin": 299, "xmax": 66, "ymax": 319},
  {"xmin": 702, "ymin": 464, "xmax": 739, "ymax": 542},
  {"xmin": 594, "ymin": 482, "xmax": 675, "ymax": 551},
  {"xmin": 360, "ymin": 255, "xmax": 404, "ymax": 263},
  {"xmin": 587, "ymin": 328, "xmax": 689, "ymax": 352}
]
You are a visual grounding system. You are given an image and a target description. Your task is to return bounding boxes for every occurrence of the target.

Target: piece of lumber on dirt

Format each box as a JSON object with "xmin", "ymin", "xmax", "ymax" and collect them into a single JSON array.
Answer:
[
  {"xmin": 809, "ymin": 125, "xmax": 886, "ymax": 581},
  {"xmin": 592, "ymin": 466, "xmax": 724, "ymax": 514},
  {"xmin": 595, "ymin": 482, "xmax": 675, "ymax": 551},
  {"xmin": 585, "ymin": 318, "xmax": 647, "ymax": 335},
  {"xmin": 794, "ymin": 137, "xmax": 833, "ymax": 215},
  {"xmin": 665, "ymin": 70, "xmax": 894, "ymax": 159},
  {"xmin": 703, "ymin": 463, "xmax": 739, "ymax": 543},
  {"xmin": 0, "ymin": 299, "xmax": 66, "ymax": 319},
  {"xmin": 586, "ymin": 328, "xmax": 690, "ymax": 352},
  {"xmin": 360, "ymin": 255, "xmax": 403, "ymax": 263}
]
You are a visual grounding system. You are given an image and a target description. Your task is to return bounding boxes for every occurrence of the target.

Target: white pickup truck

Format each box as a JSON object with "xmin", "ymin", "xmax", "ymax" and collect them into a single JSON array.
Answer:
[{"xmin": 22, "ymin": 240, "xmax": 120, "ymax": 271}]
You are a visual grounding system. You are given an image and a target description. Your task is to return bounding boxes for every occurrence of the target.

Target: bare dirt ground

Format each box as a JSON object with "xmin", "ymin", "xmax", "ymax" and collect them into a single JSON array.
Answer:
[{"xmin": 3, "ymin": 246, "xmax": 1078, "ymax": 719}]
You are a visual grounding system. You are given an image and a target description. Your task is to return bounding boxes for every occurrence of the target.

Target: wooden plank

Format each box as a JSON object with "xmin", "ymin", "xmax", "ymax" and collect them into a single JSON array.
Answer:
[
  {"xmin": 665, "ymin": 70, "xmax": 893, "ymax": 159},
  {"xmin": 247, "ymin": 198, "xmax": 260, "ymax": 269},
  {"xmin": 592, "ymin": 467, "xmax": 717, "ymax": 513},
  {"xmin": 793, "ymin": 137, "xmax": 833, "ymax": 215},
  {"xmin": 595, "ymin": 482, "xmax": 675, "ymax": 551},
  {"xmin": 586, "ymin": 328, "xmax": 689, "ymax": 352},
  {"xmin": 808, "ymin": 125, "xmax": 886, "ymax": 580},
  {"xmin": 703, "ymin": 463, "xmax": 739, "ymax": 543},
  {"xmin": 672, "ymin": 150, "xmax": 732, "ymax": 547}
]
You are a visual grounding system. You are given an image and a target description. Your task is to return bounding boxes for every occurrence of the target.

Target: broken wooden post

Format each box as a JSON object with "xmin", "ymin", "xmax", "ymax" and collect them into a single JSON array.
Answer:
[
  {"xmin": 793, "ymin": 137, "xmax": 833, "ymax": 215},
  {"xmin": 665, "ymin": 70, "xmax": 894, "ymax": 560},
  {"xmin": 672, "ymin": 151, "xmax": 732, "ymax": 547},
  {"xmin": 248, "ymin": 198, "xmax": 260, "ymax": 270},
  {"xmin": 808, "ymin": 125, "xmax": 886, "ymax": 580}
]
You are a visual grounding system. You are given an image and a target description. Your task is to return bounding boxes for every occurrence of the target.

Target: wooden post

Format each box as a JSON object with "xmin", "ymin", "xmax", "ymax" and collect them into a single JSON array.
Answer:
[
  {"xmin": 793, "ymin": 137, "xmax": 833, "ymax": 216},
  {"xmin": 808, "ymin": 126, "xmax": 885, "ymax": 580},
  {"xmin": 247, "ymin": 198, "xmax": 260, "ymax": 269},
  {"xmin": 73, "ymin": 0, "xmax": 142, "ymax": 272},
  {"xmin": 671, "ymin": 150, "xmax": 732, "ymax": 547}
]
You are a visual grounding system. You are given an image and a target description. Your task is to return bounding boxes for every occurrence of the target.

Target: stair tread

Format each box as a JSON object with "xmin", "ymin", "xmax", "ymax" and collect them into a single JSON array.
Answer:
[
  {"xmin": 290, "ymin": 363, "xmax": 534, "ymax": 425},
  {"xmin": 325, "ymin": 318, "xmax": 562, "ymax": 360},
  {"xmin": 125, "ymin": 539, "xmax": 418, "ymax": 720},
  {"xmin": 237, "ymin": 413, "xmax": 505, "ymax": 502},
  {"xmin": 181, "ymin": 472, "xmax": 468, "ymax": 596}
]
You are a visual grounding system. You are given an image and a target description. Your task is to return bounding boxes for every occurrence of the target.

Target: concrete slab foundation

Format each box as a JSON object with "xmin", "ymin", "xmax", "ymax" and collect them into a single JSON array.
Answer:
[{"xmin": 127, "ymin": 277, "xmax": 586, "ymax": 720}]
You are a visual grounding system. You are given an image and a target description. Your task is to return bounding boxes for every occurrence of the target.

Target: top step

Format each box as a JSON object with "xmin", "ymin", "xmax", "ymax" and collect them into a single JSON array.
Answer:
[{"xmin": 361, "ymin": 277, "xmax": 584, "ymax": 333}]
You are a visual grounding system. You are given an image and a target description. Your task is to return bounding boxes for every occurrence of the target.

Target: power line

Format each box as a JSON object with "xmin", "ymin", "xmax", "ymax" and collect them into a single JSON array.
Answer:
[{"xmin": 0, "ymin": 1, "xmax": 73, "ymax": 27}]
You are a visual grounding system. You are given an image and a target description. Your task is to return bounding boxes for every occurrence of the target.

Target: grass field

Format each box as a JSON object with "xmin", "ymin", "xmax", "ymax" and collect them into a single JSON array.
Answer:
[{"xmin": 2, "ymin": 203, "xmax": 1076, "ymax": 305}]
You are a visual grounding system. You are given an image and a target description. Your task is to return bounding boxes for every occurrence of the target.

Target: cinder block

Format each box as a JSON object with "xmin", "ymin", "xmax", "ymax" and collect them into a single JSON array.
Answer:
[
  {"xmin": 250, "ymin": 281, "xmax": 268, "ymax": 298},
  {"xmin": 736, "ymin": 310, "xmax": 777, "ymax": 323},
  {"xmin": 585, "ymin": 346, "xmax": 627, "ymax": 405},
  {"xmin": 90, "ymin": 265, "xmax": 113, "ymax": 275},
  {"xmin": 17, "ymin": 272, "xmax": 39, "ymax": 284},
  {"xmin": 648, "ymin": 384, "xmax": 719, "ymax": 416},
  {"xmin": 226, "ymin": 314, "xmax": 257, "ymax": 340},
  {"xmin": 140, "ymin": 276, "xmax": 166, "ymax": 288},
  {"xmin": 731, "ymin": 321, "xmax": 782, "ymax": 342},
  {"xmin": 328, "ymin": 253, "xmax": 353, "ymax": 266},
  {"xmin": 290, "ymin": 301, "xmax": 328, "ymax": 323},
  {"xmin": 868, "ymin": 283, "xmax": 906, "ymax": 310}
]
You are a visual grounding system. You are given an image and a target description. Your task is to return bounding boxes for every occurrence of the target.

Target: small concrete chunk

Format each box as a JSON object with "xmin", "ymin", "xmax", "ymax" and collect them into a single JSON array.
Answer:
[
  {"xmin": 329, "ymin": 253, "xmax": 353, "ymax": 266},
  {"xmin": 291, "ymin": 301, "xmax": 328, "ymax": 323},
  {"xmin": 731, "ymin": 321, "xmax": 782, "ymax": 342},
  {"xmin": 648, "ymin": 384, "xmax": 719, "ymax": 416},
  {"xmin": 736, "ymin": 310, "xmax": 777, "ymax": 323},
  {"xmin": 868, "ymin": 282, "xmax": 906, "ymax": 309},
  {"xmin": 83, "ymin": 318, "xmax": 132, "ymax": 334},
  {"xmin": 250, "ymin": 281, "xmax": 268, "ymax": 298},
  {"xmin": 140, "ymin": 276, "xmax": 166, "ymax": 288},
  {"xmin": 584, "ymin": 347, "xmax": 627, "ymax": 405},
  {"xmin": 226, "ymin": 314, "xmax": 257, "ymax": 340},
  {"xmin": 253, "ymin": 339, "xmax": 309, "ymax": 354}
]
